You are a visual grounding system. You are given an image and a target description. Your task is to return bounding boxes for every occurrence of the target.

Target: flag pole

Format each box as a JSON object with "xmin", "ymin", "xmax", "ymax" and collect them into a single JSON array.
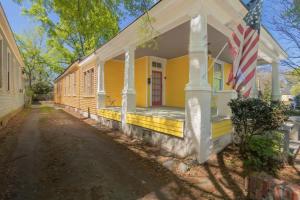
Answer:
[{"xmin": 207, "ymin": 42, "xmax": 228, "ymax": 74}]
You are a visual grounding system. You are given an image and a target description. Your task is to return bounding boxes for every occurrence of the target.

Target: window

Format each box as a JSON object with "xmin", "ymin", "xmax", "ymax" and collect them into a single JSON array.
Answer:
[
  {"xmin": 67, "ymin": 75, "xmax": 71, "ymax": 96},
  {"xmin": 17, "ymin": 65, "xmax": 20, "ymax": 92},
  {"xmin": 213, "ymin": 62, "xmax": 223, "ymax": 92},
  {"xmin": 7, "ymin": 50, "xmax": 10, "ymax": 91},
  {"xmin": 57, "ymin": 82, "xmax": 62, "ymax": 97},
  {"xmin": 69, "ymin": 74, "xmax": 73, "ymax": 96},
  {"xmin": 0, "ymin": 37, "xmax": 2, "ymax": 89},
  {"xmin": 73, "ymin": 72, "xmax": 76, "ymax": 96},
  {"xmin": 64, "ymin": 78, "xmax": 67, "ymax": 96},
  {"xmin": 152, "ymin": 61, "xmax": 162, "ymax": 69},
  {"xmin": 12, "ymin": 58, "xmax": 15, "ymax": 92},
  {"xmin": 84, "ymin": 68, "xmax": 94, "ymax": 96}
]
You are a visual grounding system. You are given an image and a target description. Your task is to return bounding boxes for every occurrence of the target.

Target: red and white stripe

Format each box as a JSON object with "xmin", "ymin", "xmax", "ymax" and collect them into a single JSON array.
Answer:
[{"xmin": 227, "ymin": 23, "xmax": 260, "ymax": 97}]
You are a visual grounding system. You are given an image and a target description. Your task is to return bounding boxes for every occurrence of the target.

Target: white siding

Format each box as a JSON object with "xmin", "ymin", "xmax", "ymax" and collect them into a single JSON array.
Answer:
[{"xmin": 0, "ymin": 27, "xmax": 24, "ymax": 120}]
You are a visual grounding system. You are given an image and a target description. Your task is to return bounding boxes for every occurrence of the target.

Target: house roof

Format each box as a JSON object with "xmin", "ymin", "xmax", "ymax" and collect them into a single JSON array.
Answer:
[
  {"xmin": 0, "ymin": 2, "xmax": 25, "ymax": 67},
  {"xmin": 55, "ymin": 0, "xmax": 288, "ymax": 82},
  {"xmin": 54, "ymin": 60, "xmax": 79, "ymax": 82}
]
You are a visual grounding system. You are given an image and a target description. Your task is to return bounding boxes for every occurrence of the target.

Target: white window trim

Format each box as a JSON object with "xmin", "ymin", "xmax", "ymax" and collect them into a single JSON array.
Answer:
[
  {"xmin": 83, "ymin": 67, "xmax": 95, "ymax": 97},
  {"xmin": 7, "ymin": 48, "xmax": 11, "ymax": 93},
  {"xmin": 149, "ymin": 56, "xmax": 167, "ymax": 107},
  {"xmin": 212, "ymin": 59, "xmax": 225, "ymax": 94}
]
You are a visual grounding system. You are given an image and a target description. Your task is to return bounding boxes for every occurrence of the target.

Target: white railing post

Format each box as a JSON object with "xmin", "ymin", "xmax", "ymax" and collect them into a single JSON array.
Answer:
[{"xmin": 215, "ymin": 90, "xmax": 238, "ymax": 117}]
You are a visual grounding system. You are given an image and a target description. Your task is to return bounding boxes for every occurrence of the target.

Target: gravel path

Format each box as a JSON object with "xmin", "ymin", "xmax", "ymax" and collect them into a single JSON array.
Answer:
[{"xmin": 0, "ymin": 107, "xmax": 200, "ymax": 200}]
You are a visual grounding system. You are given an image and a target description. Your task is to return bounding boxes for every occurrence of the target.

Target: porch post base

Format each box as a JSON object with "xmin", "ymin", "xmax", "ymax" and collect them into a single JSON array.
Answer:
[
  {"xmin": 271, "ymin": 93, "xmax": 281, "ymax": 102},
  {"xmin": 121, "ymin": 91, "xmax": 136, "ymax": 131},
  {"xmin": 97, "ymin": 91, "xmax": 106, "ymax": 109},
  {"xmin": 185, "ymin": 87, "xmax": 212, "ymax": 164}
]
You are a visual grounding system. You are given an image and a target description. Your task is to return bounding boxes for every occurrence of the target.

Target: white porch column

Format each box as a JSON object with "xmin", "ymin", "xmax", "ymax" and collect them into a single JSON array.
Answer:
[
  {"xmin": 271, "ymin": 61, "xmax": 281, "ymax": 101},
  {"xmin": 250, "ymin": 68, "xmax": 258, "ymax": 98},
  {"xmin": 97, "ymin": 59, "xmax": 106, "ymax": 109},
  {"xmin": 122, "ymin": 46, "xmax": 136, "ymax": 129},
  {"xmin": 185, "ymin": 13, "xmax": 212, "ymax": 164}
]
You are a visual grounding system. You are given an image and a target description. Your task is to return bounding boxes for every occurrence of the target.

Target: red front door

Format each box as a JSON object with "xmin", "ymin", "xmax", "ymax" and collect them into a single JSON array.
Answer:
[{"xmin": 152, "ymin": 71, "xmax": 163, "ymax": 106}]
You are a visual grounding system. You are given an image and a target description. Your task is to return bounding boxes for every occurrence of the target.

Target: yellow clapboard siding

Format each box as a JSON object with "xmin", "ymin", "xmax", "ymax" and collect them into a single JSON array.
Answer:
[
  {"xmin": 212, "ymin": 119, "xmax": 232, "ymax": 139},
  {"xmin": 98, "ymin": 109, "xmax": 121, "ymax": 121},
  {"xmin": 126, "ymin": 113, "xmax": 184, "ymax": 138}
]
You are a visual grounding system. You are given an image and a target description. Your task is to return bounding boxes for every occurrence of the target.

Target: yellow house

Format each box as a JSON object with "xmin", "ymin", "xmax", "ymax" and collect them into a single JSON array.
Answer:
[{"xmin": 54, "ymin": 0, "xmax": 287, "ymax": 163}]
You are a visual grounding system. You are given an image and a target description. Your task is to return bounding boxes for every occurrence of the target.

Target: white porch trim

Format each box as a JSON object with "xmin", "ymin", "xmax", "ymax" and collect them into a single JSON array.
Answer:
[{"xmin": 97, "ymin": 59, "xmax": 106, "ymax": 109}]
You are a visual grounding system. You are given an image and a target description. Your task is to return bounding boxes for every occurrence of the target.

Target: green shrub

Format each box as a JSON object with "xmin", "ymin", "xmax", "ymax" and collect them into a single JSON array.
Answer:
[
  {"xmin": 32, "ymin": 81, "xmax": 52, "ymax": 95},
  {"xmin": 228, "ymin": 98, "xmax": 288, "ymax": 174},
  {"xmin": 245, "ymin": 132, "xmax": 284, "ymax": 175}
]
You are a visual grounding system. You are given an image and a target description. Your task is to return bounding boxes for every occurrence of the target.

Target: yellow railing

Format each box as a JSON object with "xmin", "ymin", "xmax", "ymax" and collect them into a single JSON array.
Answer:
[
  {"xmin": 212, "ymin": 119, "xmax": 232, "ymax": 139},
  {"xmin": 98, "ymin": 109, "xmax": 121, "ymax": 122},
  {"xmin": 98, "ymin": 109, "xmax": 232, "ymax": 139}
]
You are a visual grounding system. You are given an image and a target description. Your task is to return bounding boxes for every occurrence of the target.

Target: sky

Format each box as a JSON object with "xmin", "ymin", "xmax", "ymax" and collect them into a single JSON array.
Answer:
[
  {"xmin": 0, "ymin": 0, "xmax": 136, "ymax": 34},
  {"xmin": 0, "ymin": 0, "xmax": 291, "ymax": 71}
]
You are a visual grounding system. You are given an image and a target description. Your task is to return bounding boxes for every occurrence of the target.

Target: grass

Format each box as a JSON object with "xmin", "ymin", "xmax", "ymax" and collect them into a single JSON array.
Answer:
[{"xmin": 40, "ymin": 105, "xmax": 53, "ymax": 113}]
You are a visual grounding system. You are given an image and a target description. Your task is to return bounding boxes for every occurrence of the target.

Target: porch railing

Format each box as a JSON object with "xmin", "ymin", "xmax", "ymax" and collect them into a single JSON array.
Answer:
[{"xmin": 213, "ymin": 90, "xmax": 237, "ymax": 118}]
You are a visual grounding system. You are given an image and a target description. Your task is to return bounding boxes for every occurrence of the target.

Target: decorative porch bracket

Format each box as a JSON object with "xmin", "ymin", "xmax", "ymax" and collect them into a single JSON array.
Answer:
[
  {"xmin": 185, "ymin": 12, "xmax": 212, "ymax": 164},
  {"xmin": 122, "ymin": 46, "xmax": 136, "ymax": 130},
  {"xmin": 271, "ymin": 60, "xmax": 281, "ymax": 101},
  {"xmin": 97, "ymin": 59, "xmax": 106, "ymax": 109}
]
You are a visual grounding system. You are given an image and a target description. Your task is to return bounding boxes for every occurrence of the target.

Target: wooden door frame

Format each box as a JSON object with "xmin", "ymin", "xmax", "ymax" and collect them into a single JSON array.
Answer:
[
  {"xmin": 151, "ymin": 70, "xmax": 163, "ymax": 106},
  {"xmin": 149, "ymin": 56, "xmax": 166, "ymax": 107}
]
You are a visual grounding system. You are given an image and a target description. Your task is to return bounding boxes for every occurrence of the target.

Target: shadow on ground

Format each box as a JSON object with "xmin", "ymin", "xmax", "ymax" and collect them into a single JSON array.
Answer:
[{"xmin": 0, "ymin": 107, "xmax": 248, "ymax": 200}]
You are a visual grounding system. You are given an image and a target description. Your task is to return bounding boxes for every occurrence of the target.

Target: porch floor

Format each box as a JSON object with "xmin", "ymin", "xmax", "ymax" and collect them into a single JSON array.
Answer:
[
  {"xmin": 101, "ymin": 106, "xmax": 229, "ymax": 122},
  {"xmin": 103, "ymin": 106, "xmax": 185, "ymax": 121}
]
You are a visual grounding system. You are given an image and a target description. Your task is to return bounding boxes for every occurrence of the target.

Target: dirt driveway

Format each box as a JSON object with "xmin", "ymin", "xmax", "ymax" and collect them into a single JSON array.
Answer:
[{"xmin": 0, "ymin": 107, "xmax": 208, "ymax": 200}]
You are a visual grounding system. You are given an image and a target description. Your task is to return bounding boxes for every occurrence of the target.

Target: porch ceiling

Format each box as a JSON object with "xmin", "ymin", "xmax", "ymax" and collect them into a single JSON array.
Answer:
[
  {"xmin": 115, "ymin": 21, "xmax": 234, "ymax": 63},
  {"xmin": 115, "ymin": 21, "xmax": 266, "ymax": 65}
]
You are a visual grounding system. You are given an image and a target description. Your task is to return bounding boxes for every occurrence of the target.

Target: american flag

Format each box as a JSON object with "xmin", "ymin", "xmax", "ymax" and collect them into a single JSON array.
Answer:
[{"xmin": 227, "ymin": 0, "xmax": 263, "ymax": 97}]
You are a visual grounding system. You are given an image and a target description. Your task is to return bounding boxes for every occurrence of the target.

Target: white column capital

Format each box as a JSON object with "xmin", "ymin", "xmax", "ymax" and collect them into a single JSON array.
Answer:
[
  {"xmin": 97, "ymin": 60, "xmax": 105, "ymax": 66},
  {"xmin": 123, "ymin": 46, "xmax": 136, "ymax": 94},
  {"xmin": 124, "ymin": 45, "xmax": 136, "ymax": 52},
  {"xmin": 187, "ymin": 0, "xmax": 209, "ymax": 18},
  {"xmin": 122, "ymin": 44, "xmax": 136, "ymax": 121},
  {"xmin": 271, "ymin": 61, "xmax": 281, "ymax": 101},
  {"xmin": 186, "ymin": 12, "xmax": 210, "ymax": 91}
]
